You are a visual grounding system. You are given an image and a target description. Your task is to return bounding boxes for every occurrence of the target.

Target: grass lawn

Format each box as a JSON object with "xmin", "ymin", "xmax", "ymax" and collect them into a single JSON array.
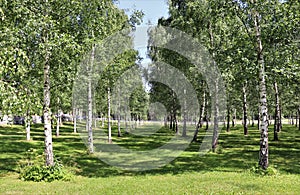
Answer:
[{"xmin": 0, "ymin": 122, "xmax": 299, "ymax": 194}]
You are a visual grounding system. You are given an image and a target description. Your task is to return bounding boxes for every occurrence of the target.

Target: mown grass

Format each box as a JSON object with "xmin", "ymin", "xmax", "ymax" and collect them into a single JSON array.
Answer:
[
  {"xmin": 1, "ymin": 172, "xmax": 300, "ymax": 194},
  {"xmin": 0, "ymin": 122, "xmax": 299, "ymax": 194}
]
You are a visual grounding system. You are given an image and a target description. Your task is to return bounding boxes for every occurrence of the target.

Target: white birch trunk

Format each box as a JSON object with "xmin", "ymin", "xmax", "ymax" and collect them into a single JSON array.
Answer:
[
  {"xmin": 56, "ymin": 112, "xmax": 60, "ymax": 137},
  {"xmin": 125, "ymin": 113, "xmax": 129, "ymax": 133},
  {"xmin": 118, "ymin": 112, "xmax": 121, "ymax": 137},
  {"xmin": 87, "ymin": 45, "xmax": 95, "ymax": 154},
  {"xmin": 182, "ymin": 89, "xmax": 187, "ymax": 137},
  {"xmin": 232, "ymin": 108, "xmax": 236, "ymax": 127},
  {"xmin": 73, "ymin": 108, "xmax": 77, "ymax": 133},
  {"xmin": 252, "ymin": 4, "xmax": 269, "ymax": 169},
  {"xmin": 101, "ymin": 113, "xmax": 104, "ymax": 128},
  {"xmin": 44, "ymin": 54, "xmax": 54, "ymax": 166},
  {"xmin": 209, "ymin": 22, "xmax": 219, "ymax": 152},
  {"xmin": 117, "ymin": 86, "xmax": 121, "ymax": 137},
  {"xmin": 242, "ymin": 83, "xmax": 248, "ymax": 135},
  {"xmin": 298, "ymin": 107, "xmax": 300, "ymax": 131},
  {"xmin": 25, "ymin": 111, "xmax": 30, "ymax": 141},
  {"xmin": 107, "ymin": 87, "xmax": 112, "ymax": 143},
  {"xmin": 79, "ymin": 109, "xmax": 82, "ymax": 122},
  {"xmin": 273, "ymin": 81, "xmax": 280, "ymax": 141}
]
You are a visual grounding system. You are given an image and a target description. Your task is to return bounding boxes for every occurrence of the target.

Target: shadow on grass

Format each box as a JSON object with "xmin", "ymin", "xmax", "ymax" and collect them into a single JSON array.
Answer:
[{"xmin": 0, "ymin": 123, "xmax": 299, "ymax": 178}]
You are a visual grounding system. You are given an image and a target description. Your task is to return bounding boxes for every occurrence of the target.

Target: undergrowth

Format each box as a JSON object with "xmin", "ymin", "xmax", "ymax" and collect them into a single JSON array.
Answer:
[{"xmin": 18, "ymin": 148, "xmax": 72, "ymax": 182}]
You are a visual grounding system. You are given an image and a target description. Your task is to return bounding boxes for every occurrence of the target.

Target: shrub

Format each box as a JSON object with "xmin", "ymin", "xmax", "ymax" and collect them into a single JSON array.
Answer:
[
  {"xmin": 18, "ymin": 148, "xmax": 71, "ymax": 182},
  {"xmin": 249, "ymin": 164, "xmax": 279, "ymax": 176},
  {"xmin": 19, "ymin": 160, "xmax": 71, "ymax": 182}
]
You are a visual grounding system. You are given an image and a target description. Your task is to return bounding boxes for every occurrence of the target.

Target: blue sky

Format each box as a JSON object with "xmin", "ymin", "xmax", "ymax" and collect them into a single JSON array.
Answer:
[
  {"xmin": 115, "ymin": 0, "xmax": 169, "ymax": 26},
  {"xmin": 115, "ymin": 0, "xmax": 170, "ymax": 63}
]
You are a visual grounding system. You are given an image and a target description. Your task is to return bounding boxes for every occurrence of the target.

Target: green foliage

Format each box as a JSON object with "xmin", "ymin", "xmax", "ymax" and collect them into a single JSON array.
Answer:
[
  {"xmin": 215, "ymin": 145, "xmax": 223, "ymax": 154},
  {"xmin": 129, "ymin": 85, "xmax": 149, "ymax": 120},
  {"xmin": 129, "ymin": 9, "xmax": 145, "ymax": 28},
  {"xmin": 19, "ymin": 162, "xmax": 68, "ymax": 182},
  {"xmin": 18, "ymin": 149, "xmax": 71, "ymax": 182},
  {"xmin": 249, "ymin": 165, "xmax": 279, "ymax": 176}
]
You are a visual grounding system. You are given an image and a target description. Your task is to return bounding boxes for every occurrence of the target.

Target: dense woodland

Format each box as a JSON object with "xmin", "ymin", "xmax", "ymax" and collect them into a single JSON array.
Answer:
[{"xmin": 0, "ymin": 0, "xmax": 299, "ymax": 178}]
